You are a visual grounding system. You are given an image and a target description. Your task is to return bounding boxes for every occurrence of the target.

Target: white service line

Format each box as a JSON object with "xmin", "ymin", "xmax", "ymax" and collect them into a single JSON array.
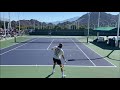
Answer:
[
  {"xmin": 15, "ymin": 49, "xmax": 48, "ymax": 50},
  {"xmin": 71, "ymin": 39, "xmax": 96, "ymax": 66},
  {"xmin": 47, "ymin": 39, "xmax": 54, "ymax": 50},
  {"xmin": 15, "ymin": 49, "xmax": 80, "ymax": 51},
  {"xmin": 0, "ymin": 38, "xmax": 38, "ymax": 56}
]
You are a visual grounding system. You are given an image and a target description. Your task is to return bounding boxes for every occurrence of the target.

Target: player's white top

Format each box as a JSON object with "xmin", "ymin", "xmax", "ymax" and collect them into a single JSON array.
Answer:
[{"xmin": 52, "ymin": 46, "xmax": 64, "ymax": 60}]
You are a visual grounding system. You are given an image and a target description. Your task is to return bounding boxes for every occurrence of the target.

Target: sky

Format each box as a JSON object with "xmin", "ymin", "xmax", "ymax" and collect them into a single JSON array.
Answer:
[{"xmin": 0, "ymin": 12, "xmax": 119, "ymax": 22}]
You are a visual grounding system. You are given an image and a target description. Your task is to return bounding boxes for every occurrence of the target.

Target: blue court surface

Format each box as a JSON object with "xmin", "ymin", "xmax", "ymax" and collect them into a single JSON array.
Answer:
[{"xmin": 0, "ymin": 38, "xmax": 116, "ymax": 67}]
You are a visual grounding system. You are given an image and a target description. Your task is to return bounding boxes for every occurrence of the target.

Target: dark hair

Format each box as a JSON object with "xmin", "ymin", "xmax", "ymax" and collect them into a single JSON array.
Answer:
[{"xmin": 58, "ymin": 43, "xmax": 63, "ymax": 48}]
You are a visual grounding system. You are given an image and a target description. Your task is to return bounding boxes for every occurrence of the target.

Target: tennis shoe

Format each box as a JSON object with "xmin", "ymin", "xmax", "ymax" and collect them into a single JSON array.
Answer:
[
  {"xmin": 62, "ymin": 75, "xmax": 66, "ymax": 78},
  {"xmin": 51, "ymin": 70, "xmax": 55, "ymax": 74}
]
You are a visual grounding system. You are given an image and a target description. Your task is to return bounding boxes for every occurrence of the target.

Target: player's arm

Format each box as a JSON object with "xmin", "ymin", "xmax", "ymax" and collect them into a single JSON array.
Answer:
[
  {"xmin": 62, "ymin": 54, "xmax": 65, "ymax": 60},
  {"xmin": 62, "ymin": 52, "xmax": 67, "ymax": 63},
  {"xmin": 62, "ymin": 55, "xmax": 67, "ymax": 63},
  {"xmin": 61, "ymin": 51, "xmax": 65, "ymax": 60}
]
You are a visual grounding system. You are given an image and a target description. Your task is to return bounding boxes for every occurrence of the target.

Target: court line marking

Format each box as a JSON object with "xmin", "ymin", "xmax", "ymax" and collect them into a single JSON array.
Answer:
[
  {"xmin": 71, "ymin": 39, "xmax": 96, "ymax": 66},
  {"xmin": 15, "ymin": 49, "xmax": 80, "ymax": 51},
  {"xmin": 76, "ymin": 38, "xmax": 116, "ymax": 67},
  {"xmin": 0, "ymin": 37, "xmax": 33, "ymax": 50},
  {"xmin": 47, "ymin": 39, "xmax": 54, "ymax": 50},
  {"xmin": 0, "ymin": 65, "xmax": 116, "ymax": 67},
  {"xmin": 0, "ymin": 38, "xmax": 38, "ymax": 56},
  {"xmin": 15, "ymin": 49, "xmax": 48, "ymax": 50}
]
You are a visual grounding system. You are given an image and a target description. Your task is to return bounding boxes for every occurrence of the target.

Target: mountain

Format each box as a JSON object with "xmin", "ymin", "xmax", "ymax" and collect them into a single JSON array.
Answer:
[
  {"xmin": 1, "ymin": 12, "xmax": 119, "ymax": 29},
  {"xmin": 73, "ymin": 12, "xmax": 119, "ymax": 29},
  {"xmin": 11, "ymin": 19, "xmax": 45, "ymax": 28},
  {"xmin": 51, "ymin": 16, "xmax": 80, "ymax": 25}
]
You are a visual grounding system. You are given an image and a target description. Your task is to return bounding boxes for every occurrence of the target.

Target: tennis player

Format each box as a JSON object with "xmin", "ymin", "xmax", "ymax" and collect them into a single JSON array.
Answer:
[{"xmin": 51, "ymin": 43, "xmax": 67, "ymax": 78}]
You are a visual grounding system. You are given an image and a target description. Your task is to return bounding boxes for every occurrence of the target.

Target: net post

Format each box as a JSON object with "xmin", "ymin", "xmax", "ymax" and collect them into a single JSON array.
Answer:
[
  {"xmin": 118, "ymin": 61, "xmax": 120, "ymax": 78},
  {"xmin": 14, "ymin": 32, "xmax": 17, "ymax": 43},
  {"xmin": 87, "ymin": 36, "xmax": 89, "ymax": 43}
]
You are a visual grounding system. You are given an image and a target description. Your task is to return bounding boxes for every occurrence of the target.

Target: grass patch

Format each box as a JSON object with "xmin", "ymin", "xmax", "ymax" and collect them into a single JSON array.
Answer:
[
  {"xmin": 0, "ymin": 36, "xmax": 31, "ymax": 49},
  {"xmin": 0, "ymin": 66, "xmax": 119, "ymax": 78}
]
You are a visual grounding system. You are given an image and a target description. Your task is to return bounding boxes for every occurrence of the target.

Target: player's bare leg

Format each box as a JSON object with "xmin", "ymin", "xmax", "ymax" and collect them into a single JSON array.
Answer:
[
  {"xmin": 60, "ymin": 64, "xmax": 66, "ymax": 78},
  {"xmin": 52, "ymin": 62, "xmax": 56, "ymax": 74}
]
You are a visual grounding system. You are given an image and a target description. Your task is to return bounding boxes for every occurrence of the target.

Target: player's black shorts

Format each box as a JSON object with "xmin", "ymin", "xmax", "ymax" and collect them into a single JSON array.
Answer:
[{"xmin": 53, "ymin": 58, "xmax": 62, "ymax": 65}]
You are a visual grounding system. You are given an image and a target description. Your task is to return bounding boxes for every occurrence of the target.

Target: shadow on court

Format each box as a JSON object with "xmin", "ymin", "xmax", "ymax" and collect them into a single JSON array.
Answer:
[
  {"xmin": 89, "ymin": 41, "xmax": 120, "ymax": 61},
  {"xmin": 107, "ymin": 57, "xmax": 120, "ymax": 61},
  {"xmin": 68, "ymin": 49, "xmax": 120, "ymax": 61},
  {"xmin": 68, "ymin": 57, "xmax": 106, "ymax": 61},
  {"xmin": 45, "ymin": 73, "xmax": 54, "ymax": 78},
  {"xmin": 106, "ymin": 50, "xmax": 120, "ymax": 61},
  {"xmin": 90, "ymin": 41, "xmax": 120, "ymax": 50}
]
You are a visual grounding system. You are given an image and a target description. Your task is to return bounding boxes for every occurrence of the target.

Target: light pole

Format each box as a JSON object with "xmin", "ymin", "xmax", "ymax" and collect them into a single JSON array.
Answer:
[
  {"xmin": 8, "ymin": 12, "xmax": 11, "ymax": 29},
  {"xmin": 41, "ymin": 22, "xmax": 42, "ymax": 29},
  {"xmin": 116, "ymin": 12, "xmax": 120, "ymax": 47},
  {"xmin": 34, "ymin": 20, "xmax": 35, "ymax": 30},
  {"xmin": 75, "ymin": 20, "xmax": 78, "ymax": 29},
  {"xmin": 98, "ymin": 12, "xmax": 100, "ymax": 27},
  {"xmin": 0, "ymin": 12, "xmax": 1, "ymax": 21},
  {"xmin": 3, "ymin": 13, "xmax": 6, "ymax": 37},
  {"xmin": 38, "ymin": 21, "xmax": 39, "ymax": 30},
  {"xmin": 87, "ymin": 12, "xmax": 90, "ymax": 43},
  {"xmin": 0, "ymin": 12, "xmax": 1, "ymax": 26},
  {"xmin": 18, "ymin": 12, "xmax": 20, "ymax": 35},
  {"xmin": 72, "ymin": 22, "xmax": 75, "ymax": 30},
  {"xmin": 0, "ymin": 12, "xmax": 1, "ymax": 20},
  {"xmin": 117, "ymin": 13, "xmax": 120, "ymax": 78},
  {"xmin": 97, "ymin": 12, "xmax": 100, "ymax": 39},
  {"xmin": 77, "ymin": 21, "xmax": 79, "ymax": 29},
  {"xmin": 76, "ymin": 20, "xmax": 79, "ymax": 29}
]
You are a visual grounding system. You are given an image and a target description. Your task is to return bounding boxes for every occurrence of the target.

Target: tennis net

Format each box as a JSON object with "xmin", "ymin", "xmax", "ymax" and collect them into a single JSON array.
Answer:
[{"xmin": 14, "ymin": 35, "xmax": 90, "ymax": 44}]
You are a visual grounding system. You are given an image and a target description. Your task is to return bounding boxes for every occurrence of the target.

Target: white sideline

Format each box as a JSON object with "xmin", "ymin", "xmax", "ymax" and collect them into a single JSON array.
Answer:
[
  {"xmin": 0, "ymin": 38, "xmax": 38, "ymax": 55},
  {"xmin": 71, "ymin": 39, "xmax": 96, "ymax": 66},
  {"xmin": 76, "ymin": 38, "xmax": 116, "ymax": 67}
]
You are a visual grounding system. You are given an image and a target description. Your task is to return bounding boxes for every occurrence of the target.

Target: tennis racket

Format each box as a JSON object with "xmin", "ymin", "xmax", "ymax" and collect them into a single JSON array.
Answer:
[{"xmin": 64, "ymin": 59, "xmax": 67, "ymax": 64}]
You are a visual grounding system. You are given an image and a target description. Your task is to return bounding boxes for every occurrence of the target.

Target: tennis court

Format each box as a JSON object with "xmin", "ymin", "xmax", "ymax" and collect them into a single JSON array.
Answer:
[
  {"xmin": 0, "ymin": 36, "xmax": 116, "ymax": 67},
  {"xmin": 0, "ymin": 36, "xmax": 119, "ymax": 78}
]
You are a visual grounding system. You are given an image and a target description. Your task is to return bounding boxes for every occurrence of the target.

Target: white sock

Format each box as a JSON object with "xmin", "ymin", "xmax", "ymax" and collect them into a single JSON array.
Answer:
[
  {"xmin": 52, "ymin": 69, "xmax": 55, "ymax": 72},
  {"xmin": 62, "ymin": 71, "xmax": 64, "ymax": 76}
]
